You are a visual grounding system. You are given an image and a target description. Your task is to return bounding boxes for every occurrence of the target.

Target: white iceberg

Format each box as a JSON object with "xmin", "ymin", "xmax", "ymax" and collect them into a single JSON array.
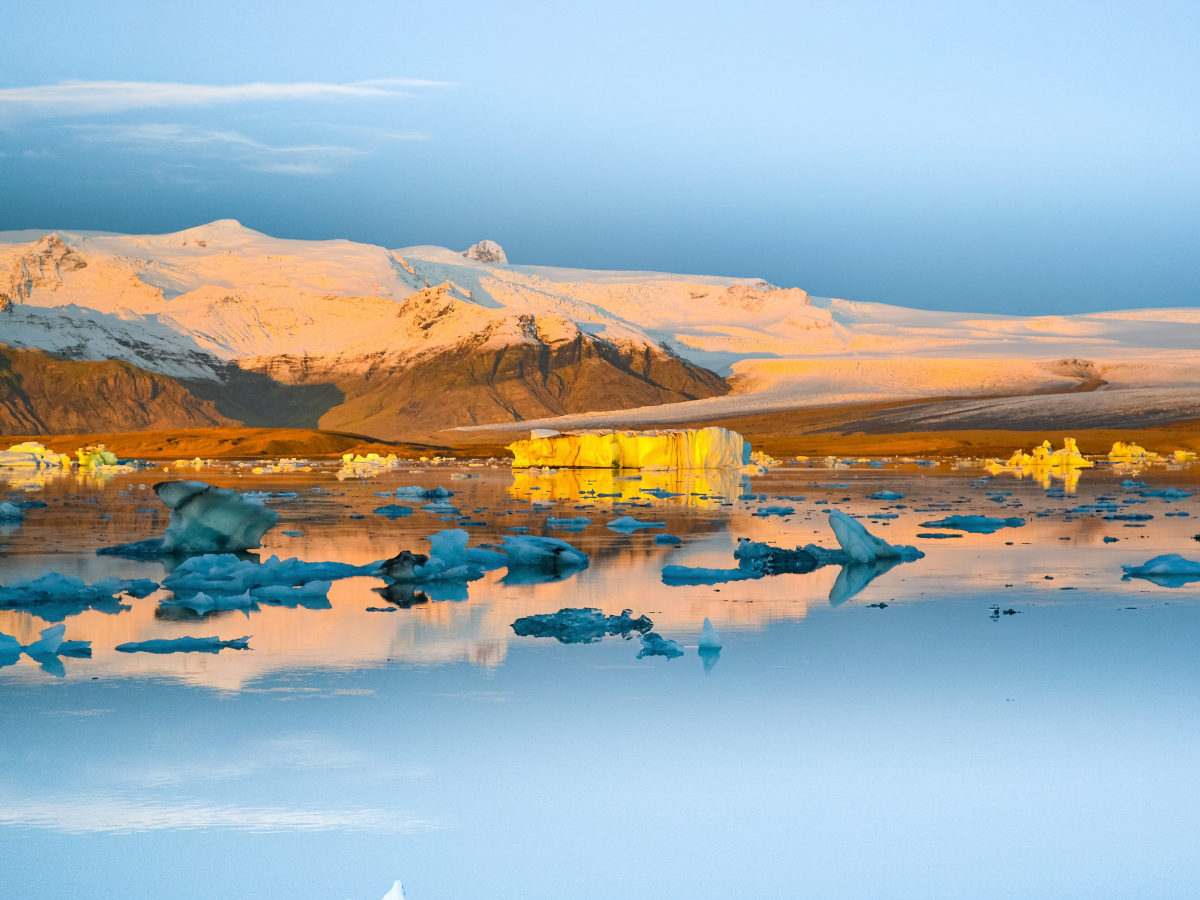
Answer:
[
  {"xmin": 637, "ymin": 632, "xmax": 684, "ymax": 659},
  {"xmin": 828, "ymin": 509, "xmax": 923, "ymax": 564},
  {"xmin": 23, "ymin": 623, "xmax": 91, "ymax": 657},
  {"xmin": 499, "ymin": 535, "xmax": 590, "ymax": 571},
  {"xmin": 507, "ymin": 427, "xmax": 748, "ymax": 470},
  {"xmin": 699, "ymin": 617, "xmax": 723, "ymax": 650},
  {"xmin": 0, "ymin": 501, "xmax": 24, "ymax": 520},
  {"xmin": 116, "ymin": 635, "xmax": 251, "ymax": 653},
  {"xmin": 381, "ymin": 882, "xmax": 406, "ymax": 900},
  {"xmin": 606, "ymin": 515, "xmax": 666, "ymax": 532}
]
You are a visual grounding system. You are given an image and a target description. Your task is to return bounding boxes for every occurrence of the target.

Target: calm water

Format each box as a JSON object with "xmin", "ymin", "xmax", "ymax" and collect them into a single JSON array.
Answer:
[{"xmin": 2, "ymin": 458, "xmax": 1199, "ymax": 900}]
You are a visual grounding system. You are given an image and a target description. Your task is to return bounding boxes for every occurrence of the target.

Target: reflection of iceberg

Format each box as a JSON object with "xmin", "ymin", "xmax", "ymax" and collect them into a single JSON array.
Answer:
[
  {"xmin": 0, "ymin": 573, "xmax": 158, "ymax": 621},
  {"xmin": 511, "ymin": 607, "xmax": 652, "ymax": 643},
  {"xmin": 917, "ymin": 515, "xmax": 1026, "ymax": 534},
  {"xmin": 637, "ymin": 632, "xmax": 684, "ymax": 659},
  {"xmin": 699, "ymin": 647, "xmax": 721, "ymax": 674},
  {"xmin": 116, "ymin": 635, "xmax": 251, "ymax": 654},
  {"xmin": 100, "ymin": 481, "xmax": 281, "ymax": 556},
  {"xmin": 161, "ymin": 590, "xmax": 257, "ymax": 614},
  {"xmin": 508, "ymin": 427, "xmax": 748, "ymax": 469},
  {"xmin": 829, "ymin": 559, "xmax": 902, "ymax": 606},
  {"xmin": 250, "ymin": 582, "xmax": 333, "ymax": 608},
  {"xmin": 828, "ymin": 509, "xmax": 923, "ymax": 563},
  {"xmin": 1121, "ymin": 554, "xmax": 1200, "ymax": 587}
]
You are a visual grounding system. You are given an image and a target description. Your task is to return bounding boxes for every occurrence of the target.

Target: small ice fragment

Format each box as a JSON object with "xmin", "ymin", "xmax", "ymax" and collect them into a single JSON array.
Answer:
[
  {"xmin": 546, "ymin": 516, "xmax": 592, "ymax": 530},
  {"xmin": 699, "ymin": 617, "xmax": 722, "ymax": 650},
  {"xmin": 661, "ymin": 565, "xmax": 763, "ymax": 585},
  {"xmin": 753, "ymin": 505, "xmax": 794, "ymax": 518},
  {"xmin": 654, "ymin": 533, "xmax": 681, "ymax": 545},
  {"xmin": 511, "ymin": 608, "xmax": 652, "ymax": 643},
  {"xmin": 917, "ymin": 515, "xmax": 1026, "ymax": 534},
  {"xmin": 869, "ymin": 491, "xmax": 905, "ymax": 500},
  {"xmin": 373, "ymin": 505, "xmax": 413, "ymax": 519},
  {"xmin": 280, "ymin": 530, "xmax": 303, "ymax": 537},
  {"xmin": 606, "ymin": 515, "xmax": 666, "ymax": 532},
  {"xmin": 116, "ymin": 636, "xmax": 251, "ymax": 654},
  {"xmin": 637, "ymin": 632, "xmax": 684, "ymax": 659}
]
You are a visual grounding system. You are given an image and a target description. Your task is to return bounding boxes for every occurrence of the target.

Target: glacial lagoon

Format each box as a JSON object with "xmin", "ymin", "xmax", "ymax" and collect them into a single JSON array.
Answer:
[{"xmin": 2, "ymin": 458, "xmax": 1200, "ymax": 899}]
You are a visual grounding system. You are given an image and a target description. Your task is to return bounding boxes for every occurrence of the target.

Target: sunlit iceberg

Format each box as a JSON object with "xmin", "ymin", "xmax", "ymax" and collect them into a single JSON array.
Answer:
[
  {"xmin": 511, "ymin": 607, "xmax": 652, "ymax": 643},
  {"xmin": 508, "ymin": 427, "xmax": 748, "ymax": 470},
  {"xmin": 116, "ymin": 635, "xmax": 252, "ymax": 653}
]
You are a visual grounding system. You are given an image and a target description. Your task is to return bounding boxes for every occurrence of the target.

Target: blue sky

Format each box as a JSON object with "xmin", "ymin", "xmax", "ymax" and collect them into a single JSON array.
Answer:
[{"xmin": 2, "ymin": 0, "xmax": 1197, "ymax": 314}]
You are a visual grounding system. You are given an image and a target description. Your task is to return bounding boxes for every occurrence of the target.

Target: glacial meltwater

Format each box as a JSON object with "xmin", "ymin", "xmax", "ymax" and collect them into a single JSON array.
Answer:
[{"xmin": 2, "ymin": 459, "xmax": 1199, "ymax": 899}]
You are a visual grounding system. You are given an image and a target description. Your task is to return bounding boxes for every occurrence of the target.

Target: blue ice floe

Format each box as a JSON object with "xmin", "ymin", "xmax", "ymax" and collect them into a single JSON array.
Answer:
[
  {"xmin": 916, "ymin": 515, "xmax": 1026, "ymax": 534},
  {"xmin": 545, "ymin": 516, "xmax": 592, "ymax": 531},
  {"xmin": 373, "ymin": 504, "xmax": 414, "ymax": 519},
  {"xmin": 869, "ymin": 491, "xmax": 905, "ymax": 501},
  {"xmin": 654, "ymin": 533, "xmax": 681, "ymax": 545},
  {"xmin": 0, "ymin": 573, "xmax": 159, "ymax": 621},
  {"xmin": 1121, "ymin": 554, "xmax": 1200, "ymax": 588},
  {"xmin": 511, "ymin": 607, "xmax": 651, "ymax": 643},
  {"xmin": 637, "ymin": 632, "xmax": 684, "ymax": 659},
  {"xmin": 606, "ymin": 516, "xmax": 666, "ymax": 532},
  {"xmin": 116, "ymin": 635, "xmax": 251, "ymax": 654}
]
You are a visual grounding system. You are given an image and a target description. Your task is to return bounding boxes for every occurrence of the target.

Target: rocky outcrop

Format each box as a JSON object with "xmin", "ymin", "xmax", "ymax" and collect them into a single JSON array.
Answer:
[
  {"xmin": 1, "ymin": 235, "xmax": 88, "ymax": 310},
  {"xmin": 0, "ymin": 345, "xmax": 237, "ymax": 435},
  {"xmin": 461, "ymin": 240, "xmax": 507, "ymax": 265}
]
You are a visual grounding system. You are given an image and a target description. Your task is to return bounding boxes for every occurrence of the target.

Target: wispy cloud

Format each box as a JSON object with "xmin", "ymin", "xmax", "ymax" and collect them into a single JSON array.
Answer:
[
  {"xmin": 0, "ymin": 78, "xmax": 449, "ymax": 115},
  {"xmin": 0, "ymin": 795, "xmax": 437, "ymax": 834},
  {"xmin": 70, "ymin": 123, "xmax": 368, "ymax": 175}
]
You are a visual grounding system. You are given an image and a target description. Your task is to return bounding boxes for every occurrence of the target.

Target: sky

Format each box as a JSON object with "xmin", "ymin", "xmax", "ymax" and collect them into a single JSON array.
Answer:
[{"xmin": 1, "ymin": 0, "xmax": 1197, "ymax": 315}]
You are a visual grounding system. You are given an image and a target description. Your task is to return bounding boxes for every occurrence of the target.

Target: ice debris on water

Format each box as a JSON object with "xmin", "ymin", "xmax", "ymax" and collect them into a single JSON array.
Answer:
[
  {"xmin": 545, "ymin": 516, "xmax": 592, "ymax": 531},
  {"xmin": 917, "ymin": 515, "xmax": 1026, "ymax": 534},
  {"xmin": 1121, "ymin": 554, "xmax": 1200, "ymax": 587},
  {"xmin": 0, "ymin": 573, "xmax": 158, "ymax": 621},
  {"xmin": 1140, "ymin": 489, "xmax": 1192, "ymax": 502},
  {"xmin": 654, "ymin": 533, "xmax": 681, "ymax": 545},
  {"xmin": 753, "ymin": 505, "xmax": 794, "ymax": 518},
  {"xmin": 511, "ymin": 607, "xmax": 652, "ymax": 643},
  {"xmin": 380, "ymin": 528, "xmax": 506, "ymax": 584},
  {"xmin": 637, "ymin": 632, "xmax": 684, "ymax": 659},
  {"xmin": 373, "ymin": 504, "xmax": 414, "ymax": 519},
  {"xmin": 499, "ymin": 535, "xmax": 589, "ymax": 571},
  {"xmin": 606, "ymin": 515, "xmax": 666, "ymax": 532},
  {"xmin": 870, "ymin": 491, "xmax": 905, "ymax": 501},
  {"xmin": 661, "ymin": 565, "xmax": 764, "ymax": 585},
  {"xmin": 161, "ymin": 590, "xmax": 257, "ymax": 614},
  {"xmin": 698, "ymin": 617, "xmax": 722, "ymax": 650},
  {"xmin": 116, "ymin": 635, "xmax": 251, "ymax": 654},
  {"xmin": 24, "ymin": 623, "xmax": 92, "ymax": 658},
  {"xmin": 0, "ymin": 502, "xmax": 24, "ymax": 520},
  {"xmin": 394, "ymin": 486, "xmax": 450, "ymax": 499},
  {"xmin": 99, "ymin": 481, "xmax": 280, "ymax": 557}
]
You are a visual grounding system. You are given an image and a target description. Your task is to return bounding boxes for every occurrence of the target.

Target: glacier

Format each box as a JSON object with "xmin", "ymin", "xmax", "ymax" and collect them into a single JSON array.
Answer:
[{"xmin": 507, "ymin": 427, "xmax": 748, "ymax": 470}]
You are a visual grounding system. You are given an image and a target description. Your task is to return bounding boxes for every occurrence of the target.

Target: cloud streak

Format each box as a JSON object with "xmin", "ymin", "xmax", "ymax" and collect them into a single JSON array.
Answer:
[
  {"xmin": 0, "ymin": 78, "xmax": 449, "ymax": 115},
  {"xmin": 71, "ymin": 123, "xmax": 370, "ymax": 175}
]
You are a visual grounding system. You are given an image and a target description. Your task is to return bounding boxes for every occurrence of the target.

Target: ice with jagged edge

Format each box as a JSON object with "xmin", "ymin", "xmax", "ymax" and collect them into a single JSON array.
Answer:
[
  {"xmin": 637, "ymin": 632, "xmax": 684, "ymax": 659},
  {"xmin": 116, "ymin": 635, "xmax": 251, "ymax": 654},
  {"xmin": 917, "ymin": 515, "xmax": 1026, "ymax": 534},
  {"xmin": 380, "ymin": 528, "xmax": 507, "ymax": 584},
  {"xmin": 828, "ymin": 509, "xmax": 923, "ymax": 564},
  {"xmin": 1, "ymin": 624, "xmax": 92, "ymax": 673},
  {"xmin": 163, "ymin": 554, "xmax": 379, "ymax": 594},
  {"xmin": 511, "ymin": 607, "xmax": 652, "ymax": 643},
  {"xmin": 99, "ymin": 480, "xmax": 280, "ymax": 556},
  {"xmin": 0, "ymin": 573, "xmax": 159, "ymax": 621}
]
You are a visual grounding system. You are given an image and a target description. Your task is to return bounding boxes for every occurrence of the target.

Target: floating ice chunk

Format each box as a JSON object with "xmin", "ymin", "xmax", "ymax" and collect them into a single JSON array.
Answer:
[
  {"xmin": 917, "ymin": 515, "xmax": 1026, "ymax": 534},
  {"xmin": 511, "ymin": 607, "xmax": 653, "ymax": 643},
  {"xmin": 421, "ymin": 500, "xmax": 459, "ymax": 514},
  {"xmin": 637, "ymin": 632, "xmax": 684, "ymax": 659},
  {"xmin": 0, "ymin": 631, "xmax": 21, "ymax": 656},
  {"xmin": 1104, "ymin": 513, "xmax": 1153, "ymax": 521},
  {"xmin": 1121, "ymin": 554, "xmax": 1200, "ymax": 587},
  {"xmin": 1141, "ymin": 489, "xmax": 1192, "ymax": 501},
  {"xmin": 753, "ymin": 506, "xmax": 794, "ymax": 518},
  {"xmin": 162, "ymin": 554, "xmax": 378, "ymax": 594},
  {"xmin": 661, "ymin": 565, "xmax": 764, "ymax": 585},
  {"xmin": 379, "ymin": 529, "xmax": 501, "ymax": 583},
  {"xmin": 546, "ymin": 516, "xmax": 592, "ymax": 530},
  {"xmin": 499, "ymin": 535, "xmax": 589, "ymax": 571},
  {"xmin": 828, "ymin": 509, "xmax": 923, "ymax": 564},
  {"xmin": 508, "ymin": 427, "xmax": 746, "ymax": 470},
  {"xmin": 395, "ymin": 486, "xmax": 450, "ymax": 498},
  {"xmin": 746, "ymin": 547, "xmax": 819, "ymax": 575},
  {"xmin": 868, "ymin": 513, "xmax": 899, "ymax": 520},
  {"xmin": 0, "ymin": 502, "xmax": 24, "ymax": 520},
  {"xmin": 0, "ymin": 573, "xmax": 158, "ymax": 621},
  {"xmin": 1121, "ymin": 480, "xmax": 1147, "ymax": 489},
  {"xmin": 23, "ymin": 623, "xmax": 91, "ymax": 658},
  {"xmin": 373, "ymin": 505, "xmax": 414, "ymax": 519},
  {"xmin": 250, "ymin": 582, "xmax": 333, "ymax": 607},
  {"xmin": 699, "ymin": 617, "xmax": 722, "ymax": 650},
  {"xmin": 733, "ymin": 538, "xmax": 771, "ymax": 559},
  {"xmin": 161, "ymin": 590, "xmax": 257, "ymax": 614},
  {"xmin": 280, "ymin": 530, "xmax": 303, "ymax": 537},
  {"xmin": 654, "ymin": 533, "xmax": 681, "ymax": 545},
  {"xmin": 606, "ymin": 516, "xmax": 666, "ymax": 532},
  {"xmin": 116, "ymin": 635, "xmax": 251, "ymax": 653}
]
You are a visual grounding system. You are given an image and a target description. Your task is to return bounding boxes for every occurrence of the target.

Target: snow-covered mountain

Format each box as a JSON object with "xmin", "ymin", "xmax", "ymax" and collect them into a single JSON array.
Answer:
[{"xmin": 2, "ymin": 219, "xmax": 1198, "ymax": 437}]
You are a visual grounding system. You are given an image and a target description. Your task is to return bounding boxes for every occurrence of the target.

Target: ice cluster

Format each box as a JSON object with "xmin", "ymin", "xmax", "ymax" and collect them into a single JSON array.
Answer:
[
  {"xmin": 637, "ymin": 632, "xmax": 684, "ymax": 659},
  {"xmin": 511, "ymin": 607, "xmax": 652, "ymax": 643},
  {"xmin": 0, "ymin": 573, "xmax": 158, "ymax": 621},
  {"xmin": 0, "ymin": 441, "xmax": 73, "ymax": 468}
]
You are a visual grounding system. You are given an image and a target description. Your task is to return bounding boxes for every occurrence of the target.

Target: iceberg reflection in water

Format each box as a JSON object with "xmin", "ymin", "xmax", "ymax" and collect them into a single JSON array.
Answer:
[{"xmin": 1, "ymin": 461, "xmax": 1200, "ymax": 899}]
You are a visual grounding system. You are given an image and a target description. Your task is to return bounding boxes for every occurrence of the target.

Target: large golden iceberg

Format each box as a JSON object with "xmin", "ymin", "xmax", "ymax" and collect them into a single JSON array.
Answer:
[{"xmin": 507, "ymin": 427, "xmax": 748, "ymax": 469}]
